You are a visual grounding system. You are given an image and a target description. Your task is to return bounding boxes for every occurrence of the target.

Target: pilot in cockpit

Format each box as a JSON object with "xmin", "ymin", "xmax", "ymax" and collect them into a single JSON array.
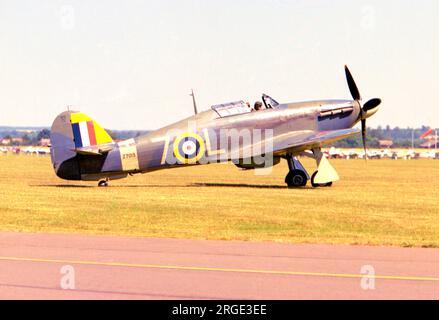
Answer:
[{"xmin": 253, "ymin": 101, "xmax": 263, "ymax": 111}]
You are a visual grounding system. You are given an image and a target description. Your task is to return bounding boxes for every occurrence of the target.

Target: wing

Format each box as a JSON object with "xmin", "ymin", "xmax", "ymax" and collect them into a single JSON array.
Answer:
[
  {"xmin": 236, "ymin": 128, "xmax": 360, "ymax": 159},
  {"xmin": 272, "ymin": 128, "xmax": 360, "ymax": 156}
]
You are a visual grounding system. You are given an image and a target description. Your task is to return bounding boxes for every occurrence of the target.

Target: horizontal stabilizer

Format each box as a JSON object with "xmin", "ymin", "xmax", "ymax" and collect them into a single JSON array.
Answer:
[{"xmin": 72, "ymin": 144, "xmax": 114, "ymax": 156}]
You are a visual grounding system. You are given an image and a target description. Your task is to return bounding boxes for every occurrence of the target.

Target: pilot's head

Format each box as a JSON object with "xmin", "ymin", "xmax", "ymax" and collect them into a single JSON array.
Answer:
[{"xmin": 254, "ymin": 101, "xmax": 263, "ymax": 111}]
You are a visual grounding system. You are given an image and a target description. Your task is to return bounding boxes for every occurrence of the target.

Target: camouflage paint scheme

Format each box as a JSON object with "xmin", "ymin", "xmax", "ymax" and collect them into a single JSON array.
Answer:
[
  {"xmin": 51, "ymin": 99, "xmax": 375, "ymax": 180},
  {"xmin": 50, "ymin": 67, "xmax": 380, "ymax": 185}
]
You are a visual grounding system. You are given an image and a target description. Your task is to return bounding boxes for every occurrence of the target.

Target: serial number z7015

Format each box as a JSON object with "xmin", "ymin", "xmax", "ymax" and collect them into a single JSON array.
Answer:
[{"xmin": 122, "ymin": 153, "xmax": 136, "ymax": 159}]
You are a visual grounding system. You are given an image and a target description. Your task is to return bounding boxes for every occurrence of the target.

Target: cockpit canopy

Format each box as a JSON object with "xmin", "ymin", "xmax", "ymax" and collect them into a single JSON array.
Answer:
[
  {"xmin": 211, "ymin": 101, "xmax": 250, "ymax": 118},
  {"xmin": 211, "ymin": 94, "xmax": 280, "ymax": 118},
  {"xmin": 262, "ymin": 94, "xmax": 279, "ymax": 109}
]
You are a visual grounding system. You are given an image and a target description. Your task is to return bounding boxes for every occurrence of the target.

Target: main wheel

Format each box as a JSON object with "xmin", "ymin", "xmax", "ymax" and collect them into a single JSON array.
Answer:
[
  {"xmin": 285, "ymin": 170, "xmax": 308, "ymax": 188},
  {"xmin": 311, "ymin": 171, "xmax": 333, "ymax": 188},
  {"xmin": 98, "ymin": 180, "xmax": 108, "ymax": 187}
]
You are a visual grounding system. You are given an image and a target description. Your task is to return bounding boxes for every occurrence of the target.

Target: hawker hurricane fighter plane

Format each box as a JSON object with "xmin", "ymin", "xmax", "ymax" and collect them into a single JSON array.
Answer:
[{"xmin": 50, "ymin": 66, "xmax": 381, "ymax": 187}]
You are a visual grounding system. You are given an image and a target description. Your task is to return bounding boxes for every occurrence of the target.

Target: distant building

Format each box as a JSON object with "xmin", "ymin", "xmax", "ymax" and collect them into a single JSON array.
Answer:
[
  {"xmin": 420, "ymin": 135, "xmax": 439, "ymax": 148},
  {"xmin": 420, "ymin": 141, "xmax": 439, "ymax": 148},
  {"xmin": 1, "ymin": 139, "xmax": 11, "ymax": 145},
  {"xmin": 378, "ymin": 140, "xmax": 393, "ymax": 148},
  {"xmin": 16, "ymin": 129, "xmax": 35, "ymax": 134},
  {"xmin": 11, "ymin": 137, "xmax": 23, "ymax": 145}
]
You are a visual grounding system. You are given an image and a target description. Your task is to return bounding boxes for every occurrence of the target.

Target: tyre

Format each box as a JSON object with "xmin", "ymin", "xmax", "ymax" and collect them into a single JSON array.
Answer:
[
  {"xmin": 98, "ymin": 180, "xmax": 108, "ymax": 187},
  {"xmin": 311, "ymin": 171, "xmax": 333, "ymax": 188},
  {"xmin": 285, "ymin": 170, "xmax": 307, "ymax": 187}
]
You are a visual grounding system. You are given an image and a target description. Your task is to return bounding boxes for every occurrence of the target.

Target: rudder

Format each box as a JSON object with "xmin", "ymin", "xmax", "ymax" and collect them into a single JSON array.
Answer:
[{"xmin": 50, "ymin": 111, "xmax": 113, "ymax": 180}]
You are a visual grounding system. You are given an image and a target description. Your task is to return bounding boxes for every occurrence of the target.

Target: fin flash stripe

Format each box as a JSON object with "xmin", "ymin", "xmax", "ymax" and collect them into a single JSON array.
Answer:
[{"xmin": 70, "ymin": 113, "xmax": 113, "ymax": 148}]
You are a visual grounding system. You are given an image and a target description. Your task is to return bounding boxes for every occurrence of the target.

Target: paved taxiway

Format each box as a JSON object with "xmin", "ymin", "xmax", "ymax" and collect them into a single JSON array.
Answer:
[{"xmin": 0, "ymin": 232, "xmax": 439, "ymax": 299}]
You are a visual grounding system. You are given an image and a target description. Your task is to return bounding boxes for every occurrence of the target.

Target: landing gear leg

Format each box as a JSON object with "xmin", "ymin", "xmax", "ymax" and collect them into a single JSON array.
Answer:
[
  {"xmin": 98, "ymin": 179, "xmax": 109, "ymax": 187},
  {"xmin": 284, "ymin": 154, "xmax": 310, "ymax": 188}
]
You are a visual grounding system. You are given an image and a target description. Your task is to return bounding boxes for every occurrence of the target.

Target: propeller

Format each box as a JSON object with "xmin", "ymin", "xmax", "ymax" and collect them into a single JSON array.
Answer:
[{"xmin": 344, "ymin": 65, "xmax": 381, "ymax": 160}]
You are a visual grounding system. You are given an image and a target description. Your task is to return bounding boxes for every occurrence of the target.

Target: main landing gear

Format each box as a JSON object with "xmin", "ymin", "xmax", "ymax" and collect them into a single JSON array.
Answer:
[
  {"xmin": 98, "ymin": 178, "xmax": 109, "ymax": 187},
  {"xmin": 284, "ymin": 149, "xmax": 339, "ymax": 188},
  {"xmin": 284, "ymin": 155, "xmax": 309, "ymax": 188}
]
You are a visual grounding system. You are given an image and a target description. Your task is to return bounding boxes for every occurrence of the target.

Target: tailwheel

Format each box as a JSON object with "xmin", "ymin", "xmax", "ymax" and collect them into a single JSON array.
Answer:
[
  {"xmin": 98, "ymin": 180, "xmax": 108, "ymax": 187},
  {"xmin": 311, "ymin": 171, "xmax": 333, "ymax": 188},
  {"xmin": 285, "ymin": 170, "xmax": 308, "ymax": 188}
]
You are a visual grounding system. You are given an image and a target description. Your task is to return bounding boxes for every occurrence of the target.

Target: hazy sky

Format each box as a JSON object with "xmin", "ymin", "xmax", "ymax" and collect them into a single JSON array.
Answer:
[{"xmin": 0, "ymin": 0, "xmax": 438, "ymax": 129}]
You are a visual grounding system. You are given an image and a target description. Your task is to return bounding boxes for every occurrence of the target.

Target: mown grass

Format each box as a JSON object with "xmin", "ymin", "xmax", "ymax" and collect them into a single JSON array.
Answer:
[{"xmin": 1, "ymin": 154, "xmax": 439, "ymax": 247}]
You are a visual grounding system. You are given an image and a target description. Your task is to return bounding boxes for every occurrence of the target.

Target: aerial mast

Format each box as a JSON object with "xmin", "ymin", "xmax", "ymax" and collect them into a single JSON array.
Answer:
[{"xmin": 190, "ymin": 89, "xmax": 198, "ymax": 115}]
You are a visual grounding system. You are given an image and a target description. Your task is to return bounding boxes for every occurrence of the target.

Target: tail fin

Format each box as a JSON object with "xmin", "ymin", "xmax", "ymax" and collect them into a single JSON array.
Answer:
[
  {"xmin": 69, "ymin": 112, "xmax": 113, "ymax": 148},
  {"xmin": 50, "ymin": 111, "xmax": 113, "ymax": 179}
]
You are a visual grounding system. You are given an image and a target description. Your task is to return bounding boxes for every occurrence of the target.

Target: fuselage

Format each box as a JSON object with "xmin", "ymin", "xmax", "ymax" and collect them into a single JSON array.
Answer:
[
  {"xmin": 51, "ymin": 65, "xmax": 381, "ymax": 184},
  {"xmin": 70, "ymin": 99, "xmax": 361, "ymax": 181}
]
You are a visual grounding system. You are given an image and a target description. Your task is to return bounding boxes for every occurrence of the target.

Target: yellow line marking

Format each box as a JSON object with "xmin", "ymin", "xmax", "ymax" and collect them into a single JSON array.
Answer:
[{"xmin": 1, "ymin": 256, "xmax": 439, "ymax": 282}]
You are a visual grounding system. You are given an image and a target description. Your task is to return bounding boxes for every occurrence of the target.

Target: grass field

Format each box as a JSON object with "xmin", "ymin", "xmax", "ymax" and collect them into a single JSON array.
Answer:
[{"xmin": 1, "ymin": 154, "xmax": 439, "ymax": 247}]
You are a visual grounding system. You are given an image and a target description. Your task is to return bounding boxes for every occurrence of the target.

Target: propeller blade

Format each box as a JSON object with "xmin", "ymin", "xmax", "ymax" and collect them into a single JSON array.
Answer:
[
  {"xmin": 363, "ymin": 98, "xmax": 381, "ymax": 111},
  {"xmin": 345, "ymin": 65, "xmax": 361, "ymax": 101},
  {"xmin": 361, "ymin": 118, "xmax": 367, "ymax": 160},
  {"xmin": 343, "ymin": 66, "xmax": 379, "ymax": 160}
]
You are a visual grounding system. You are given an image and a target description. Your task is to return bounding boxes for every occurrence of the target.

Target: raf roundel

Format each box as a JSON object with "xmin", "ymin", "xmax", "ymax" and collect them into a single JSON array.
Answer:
[
  {"xmin": 181, "ymin": 140, "xmax": 197, "ymax": 156},
  {"xmin": 173, "ymin": 132, "xmax": 205, "ymax": 164}
]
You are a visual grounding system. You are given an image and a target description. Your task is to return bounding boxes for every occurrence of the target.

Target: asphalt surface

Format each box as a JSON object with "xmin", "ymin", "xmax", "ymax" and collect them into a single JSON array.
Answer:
[{"xmin": 1, "ymin": 232, "xmax": 439, "ymax": 299}]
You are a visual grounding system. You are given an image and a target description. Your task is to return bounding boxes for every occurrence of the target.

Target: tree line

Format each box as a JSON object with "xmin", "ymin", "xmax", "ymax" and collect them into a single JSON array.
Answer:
[
  {"xmin": 332, "ymin": 125, "xmax": 433, "ymax": 148},
  {"xmin": 0, "ymin": 126, "xmax": 435, "ymax": 148}
]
